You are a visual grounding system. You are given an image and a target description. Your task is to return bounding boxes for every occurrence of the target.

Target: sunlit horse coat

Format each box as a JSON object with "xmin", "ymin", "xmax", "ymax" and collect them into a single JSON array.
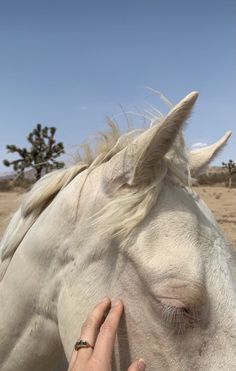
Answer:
[{"xmin": 0, "ymin": 92, "xmax": 235, "ymax": 371}]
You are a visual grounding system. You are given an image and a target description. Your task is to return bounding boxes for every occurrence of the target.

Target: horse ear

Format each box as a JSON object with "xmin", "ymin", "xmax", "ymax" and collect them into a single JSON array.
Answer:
[
  {"xmin": 104, "ymin": 91, "xmax": 198, "ymax": 187},
  {"xmin": 190, "ymin": 131, "xmax": 232, "ymax": 176}
]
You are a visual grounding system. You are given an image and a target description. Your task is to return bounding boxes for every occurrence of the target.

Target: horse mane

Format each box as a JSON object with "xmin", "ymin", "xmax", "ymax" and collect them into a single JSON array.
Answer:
[
  {"xmin": 90, "ymin": 125, "xmax": 191, "ymax": 250},
  {"xmin": 0, "ymin": 116, "xmax": 191, "ymax": 272},
  {"xmin": 0, "ymin": 121, "xmax": 137, "ymax": 264}
]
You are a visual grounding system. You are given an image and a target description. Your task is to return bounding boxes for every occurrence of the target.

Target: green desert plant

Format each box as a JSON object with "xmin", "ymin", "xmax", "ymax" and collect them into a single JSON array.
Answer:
[
  {"xmin": 222, "ymin": 159, "xmax": 236, "ymax": 188},
  {"xmin": 3, "ymin": 124, "xmax": 65, "ymax": 181}
]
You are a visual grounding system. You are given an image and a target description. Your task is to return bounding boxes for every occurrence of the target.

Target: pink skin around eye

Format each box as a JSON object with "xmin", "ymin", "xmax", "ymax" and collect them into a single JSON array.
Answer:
[{"xmin": 159, "ymin": 297, "xmax": 186, "ymax": 308}]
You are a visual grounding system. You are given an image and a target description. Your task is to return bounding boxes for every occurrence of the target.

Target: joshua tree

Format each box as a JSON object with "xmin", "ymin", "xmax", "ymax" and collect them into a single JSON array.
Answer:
[
  {"xmin": 222, "ymin": 159, "xmax": 236, "ymax": 188},
  {"xmin": 3, "ymin": 124, "xmax": 65, "ymax": 180}
]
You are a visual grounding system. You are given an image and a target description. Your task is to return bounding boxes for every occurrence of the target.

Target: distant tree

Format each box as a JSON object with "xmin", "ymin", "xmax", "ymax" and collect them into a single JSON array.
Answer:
[
  {"xmin": 3, "ymin": 124, "xmax": 65, "ymax": 181},
  {"xmin": 222, "ymin": 159, "xmax": 236, "ymax": 188}
]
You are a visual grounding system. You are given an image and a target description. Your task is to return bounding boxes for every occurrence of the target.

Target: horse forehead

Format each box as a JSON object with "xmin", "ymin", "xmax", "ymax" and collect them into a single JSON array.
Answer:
[
  {"xmin": 144, "ymin": 185, "xmax": 204, "ymax": 235},
  {"xmin": 134, "ymin": 184, "xmax": 236, "ymax": 286},
  {"xmin": 130, "ymin": 186, "xmax": 215, "ymax": 275}
]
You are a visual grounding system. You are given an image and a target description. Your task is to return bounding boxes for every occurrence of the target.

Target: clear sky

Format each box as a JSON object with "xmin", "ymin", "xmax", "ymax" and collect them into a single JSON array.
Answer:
[{"xmin": 0, "ymin": 0, "xmax": 235, "ymax": 173}]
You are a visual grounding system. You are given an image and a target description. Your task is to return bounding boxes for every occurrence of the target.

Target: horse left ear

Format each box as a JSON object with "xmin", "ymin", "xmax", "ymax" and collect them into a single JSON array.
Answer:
[
  {"xmin": 104, "ymin": 91, "xmax": 198, "ymax": 187},
  {"xmin": 190, "ymin": 131, "xmax": 232, "ymax": 177}
]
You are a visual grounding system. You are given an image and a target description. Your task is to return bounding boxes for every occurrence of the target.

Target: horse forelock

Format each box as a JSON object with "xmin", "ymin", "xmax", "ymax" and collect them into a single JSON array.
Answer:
[{"xmin": 83, "ymin": 122, "xmax": 192, "ymax": 251}]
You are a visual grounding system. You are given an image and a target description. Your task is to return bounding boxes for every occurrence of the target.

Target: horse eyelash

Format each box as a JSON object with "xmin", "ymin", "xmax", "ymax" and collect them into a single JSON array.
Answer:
[
  {"xmin": 162, "ymin": 304, "xmax": 185, "ymax": 324},
  {"xmin": 161, "ymin": 304, "xmax": 200, "ymax": 329}
]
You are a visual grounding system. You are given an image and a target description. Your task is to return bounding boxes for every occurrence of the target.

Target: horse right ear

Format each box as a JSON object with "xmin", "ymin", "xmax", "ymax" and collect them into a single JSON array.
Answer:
[
  {"xmin": 103, "ymin": 91, "xmax": 198, "ymax": 189},
  {"xmin": 190, "ymin": 131, "xmax": 232, "ymax": 176}
]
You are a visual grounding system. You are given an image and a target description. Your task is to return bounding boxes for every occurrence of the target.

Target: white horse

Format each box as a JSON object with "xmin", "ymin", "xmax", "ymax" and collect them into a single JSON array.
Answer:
[{"xmin": 0, "ymin": 92, "xmax": 235, "ymax": 371}]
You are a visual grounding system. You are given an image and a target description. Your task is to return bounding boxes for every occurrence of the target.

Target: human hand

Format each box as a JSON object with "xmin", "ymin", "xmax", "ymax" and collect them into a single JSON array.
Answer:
[{"xmin": 67, "ymin": 297, "xmax": 146, "ymax": 371}]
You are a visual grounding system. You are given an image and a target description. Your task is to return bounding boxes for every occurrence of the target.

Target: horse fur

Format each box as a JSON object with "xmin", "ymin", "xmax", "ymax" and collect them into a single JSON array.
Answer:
[{"xmin": 0, "ymin": 91, "xmax": 234, "ymax": 371}]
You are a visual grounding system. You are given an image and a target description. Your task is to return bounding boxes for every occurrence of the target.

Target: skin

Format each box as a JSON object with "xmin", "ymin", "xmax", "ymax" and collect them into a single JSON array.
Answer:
[{"xmin": 67, "ymin": 298, "xmax": 146, "ymax": 371}]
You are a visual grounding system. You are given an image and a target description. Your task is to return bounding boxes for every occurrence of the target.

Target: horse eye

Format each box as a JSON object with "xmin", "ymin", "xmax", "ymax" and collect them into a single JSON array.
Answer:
[{"xmin": 160, "ymin": 302, "xmax": 199, "ymax": 332}]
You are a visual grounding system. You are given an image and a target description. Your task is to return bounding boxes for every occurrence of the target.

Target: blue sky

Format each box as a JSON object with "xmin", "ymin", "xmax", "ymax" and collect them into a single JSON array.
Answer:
[{"xmin": 0, "ymin": 0, "xmax": 235, "ymax": 173}]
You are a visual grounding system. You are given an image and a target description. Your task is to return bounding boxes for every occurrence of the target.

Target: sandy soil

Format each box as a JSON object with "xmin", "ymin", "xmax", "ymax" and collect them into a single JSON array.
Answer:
[
  {"xmin": 0, "ymin": 191, "xmax": 23, "ymax": 237},
  {"xmin": 193, "ymin": 186, "xmax": 236, "ymax": 249},
  {"xmin": 0, "ymin": 186, "xmax": 235, "ymax": 249}
]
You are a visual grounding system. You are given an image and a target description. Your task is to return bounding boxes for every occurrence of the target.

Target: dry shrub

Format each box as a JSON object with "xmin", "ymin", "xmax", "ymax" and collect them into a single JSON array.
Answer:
[
  {"xmin": 197, "ymin": 169, "xmax": 236, "ymax": 187},
  {"xmin": 0, "ymin": 178, "xmax": 33, "ymax": 192},
  {"xmin": 0, "ymin": 179, "xmax": 13, "ymax": 191}
]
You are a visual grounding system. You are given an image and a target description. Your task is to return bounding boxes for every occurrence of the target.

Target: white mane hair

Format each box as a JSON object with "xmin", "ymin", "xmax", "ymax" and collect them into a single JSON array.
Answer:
[
  {"xmin": 0, "ymin": 116, "xmax": 191, "ymax": 263},
  {"xmin": 89, "ymin": 123, "xmax": 191, "ymax": 248}
]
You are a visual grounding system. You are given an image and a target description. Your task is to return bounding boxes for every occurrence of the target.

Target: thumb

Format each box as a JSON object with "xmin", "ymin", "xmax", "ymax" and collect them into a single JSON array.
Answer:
[{"xmin": 127, "ymin": 358, "xmax": 146, "ymax": 371}]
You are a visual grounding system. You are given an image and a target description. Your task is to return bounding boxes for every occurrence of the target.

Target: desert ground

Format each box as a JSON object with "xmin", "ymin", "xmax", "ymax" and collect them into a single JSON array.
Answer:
[
  {"xmin": 0, "ymin": 191, "xmax": 23, "ymax": 237},
  {"xmin": 0, "ymin": 186, "xmax": 235, "ymax": 250},
  {"xmin": 196, "ymin": 186, "xmax": 236, "ymax": 249}
]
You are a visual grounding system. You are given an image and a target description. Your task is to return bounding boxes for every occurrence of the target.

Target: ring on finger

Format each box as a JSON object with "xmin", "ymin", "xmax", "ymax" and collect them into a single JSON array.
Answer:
[{"xmin": 74, "ymin": 339, "xmax": 94, "ymax": 351}]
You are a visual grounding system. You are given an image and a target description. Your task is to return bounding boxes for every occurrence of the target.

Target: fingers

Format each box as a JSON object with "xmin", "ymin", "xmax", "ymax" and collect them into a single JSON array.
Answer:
[
  {"xmin": 68, "ymin": 297, "xmax": 111, "ymax": 369},
  {"xmin": 67, "ymin": 348, "xmax": 79, "ymax": 371},
  {"xmin": 68, "ymin": 298, "xmax": 146, "ymax": 371},
  {"xmin": 80, "ymin": 296, "xmax": 111, "ymax": 348},
  {"xmin": 127, "ymin": 359, "xmax": 146, "ymax": 371},
  {"xmin": 93, "ymin": 299, "xmax": 124, "ymax": 363}
]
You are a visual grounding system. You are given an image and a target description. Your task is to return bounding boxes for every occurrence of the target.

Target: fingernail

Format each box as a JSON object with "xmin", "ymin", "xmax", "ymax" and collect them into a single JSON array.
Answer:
[
  {"xmin": 101, "ymin": 296, "xmax": 110, "ymax": 303},
  {"xmin": 138, "ymin": 358, "xmax": 146, "ymax": 371},
  {"xmin": 112, "ymin": 299, "xmax": 122, "ymax": 307}
]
